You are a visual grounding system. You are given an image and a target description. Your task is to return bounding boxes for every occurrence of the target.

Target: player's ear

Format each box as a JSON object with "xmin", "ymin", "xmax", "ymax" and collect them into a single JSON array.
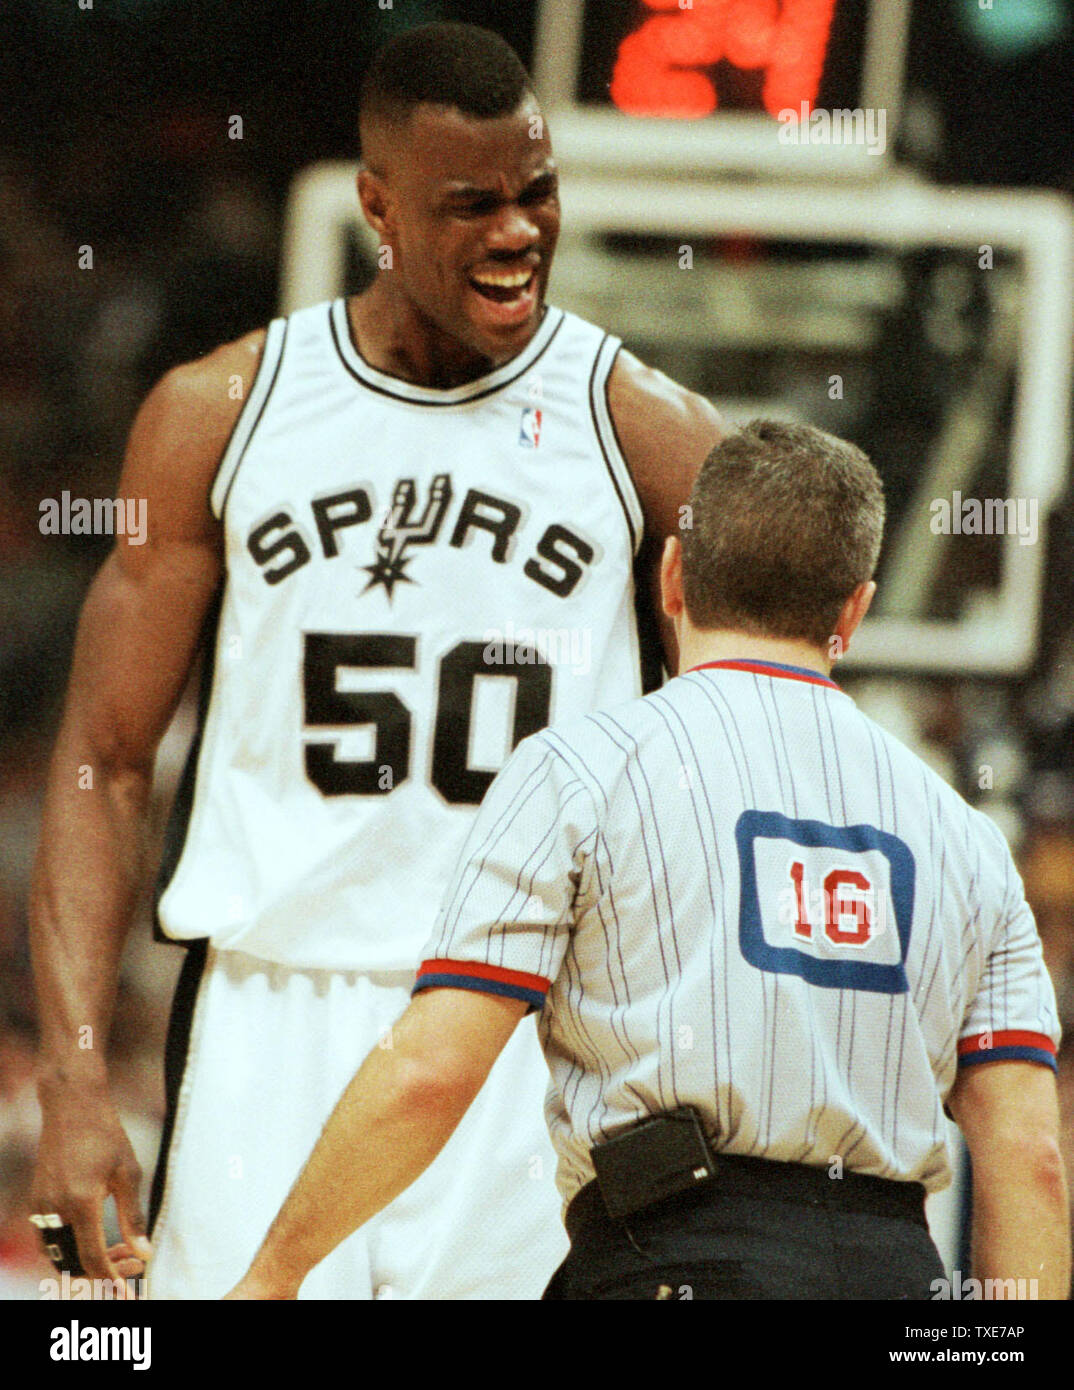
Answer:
[
  {"xmin": 660, "ymin": 535, "xmax": 684, "ymax": 619},
  {"xmin": 833, "ymin": 579, "xmax": 876, "ymax": 655},
  {"xmin": 358, "ymin": 167, "xmax": 392, "ymax": 240}
]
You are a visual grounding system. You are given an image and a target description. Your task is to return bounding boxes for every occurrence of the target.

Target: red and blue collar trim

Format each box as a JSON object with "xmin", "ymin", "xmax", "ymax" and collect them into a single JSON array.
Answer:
[{"xmin": 687, "ymin": 658, "xmax": 840, "ymax": 691}]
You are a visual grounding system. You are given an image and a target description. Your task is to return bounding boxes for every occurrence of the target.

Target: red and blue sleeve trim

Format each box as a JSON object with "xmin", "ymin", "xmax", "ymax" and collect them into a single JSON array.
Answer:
[
  {"xmin": 412, "ymin": 958, "xmax": 551, "ymax": 1014},
  {"xmin": 958, "ymin": 1030, "xmax": 1058, "ymax": 1072}
]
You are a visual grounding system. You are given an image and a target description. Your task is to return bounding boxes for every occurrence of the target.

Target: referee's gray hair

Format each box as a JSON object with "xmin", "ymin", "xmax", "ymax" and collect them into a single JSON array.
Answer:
[{"xmin": 681, "ymin": 419, "xmax": 885, "ymax": 648}]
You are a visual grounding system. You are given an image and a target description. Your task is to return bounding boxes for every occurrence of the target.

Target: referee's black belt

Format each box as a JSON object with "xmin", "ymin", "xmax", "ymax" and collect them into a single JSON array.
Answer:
[{"xmin": 567, "ymin": 1152, "xmax": 929, "ymax": 1238}]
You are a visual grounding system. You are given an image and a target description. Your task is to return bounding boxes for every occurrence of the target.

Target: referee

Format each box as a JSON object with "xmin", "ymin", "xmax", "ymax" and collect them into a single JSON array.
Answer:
[{"xmin": 228, "ymin": 421, "xmax": 1069, "ymax": 1301}]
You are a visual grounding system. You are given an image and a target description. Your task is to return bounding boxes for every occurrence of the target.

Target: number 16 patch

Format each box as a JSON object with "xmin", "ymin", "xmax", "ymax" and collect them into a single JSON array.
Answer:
[{"xmin": 735, "ymin": 811, "xmax": 915, "ymax": 994}]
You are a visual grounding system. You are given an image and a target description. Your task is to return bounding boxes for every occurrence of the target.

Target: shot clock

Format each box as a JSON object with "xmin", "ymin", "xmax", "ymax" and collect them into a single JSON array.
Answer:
[{"xmin": 532, "ymin": 0, "xmax": 911, "ymax": 177}]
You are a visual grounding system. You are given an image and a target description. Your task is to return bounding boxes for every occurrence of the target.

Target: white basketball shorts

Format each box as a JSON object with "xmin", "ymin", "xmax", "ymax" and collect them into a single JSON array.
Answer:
[{"xmin": 146, "ymin": 944, "xmax": 567, "ymax": 1299}]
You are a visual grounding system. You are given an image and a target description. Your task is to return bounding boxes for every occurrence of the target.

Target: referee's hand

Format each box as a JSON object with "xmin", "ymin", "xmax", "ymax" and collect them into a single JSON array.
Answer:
[{"xmin": 31, "ymin": 1068, "xmax": 153, "ymax": 1285}]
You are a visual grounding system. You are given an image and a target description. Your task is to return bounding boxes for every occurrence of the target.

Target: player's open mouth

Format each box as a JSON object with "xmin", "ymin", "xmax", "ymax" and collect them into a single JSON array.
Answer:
[{"xmin": 466, "ymin": 267, "xmax": 538, "ymax": 326}]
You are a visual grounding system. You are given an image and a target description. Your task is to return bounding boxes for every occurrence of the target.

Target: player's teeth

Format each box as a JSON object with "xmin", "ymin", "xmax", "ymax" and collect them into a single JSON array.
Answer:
[{"xmin": 472, "ymin": 271, "xmax": 531, "ymax": 288}]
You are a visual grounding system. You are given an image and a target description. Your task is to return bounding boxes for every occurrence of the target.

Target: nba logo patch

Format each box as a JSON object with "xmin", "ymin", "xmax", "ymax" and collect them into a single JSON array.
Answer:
[{"xmin": 519, "ymin": 407, "xmax": 542, "ymax": 448}]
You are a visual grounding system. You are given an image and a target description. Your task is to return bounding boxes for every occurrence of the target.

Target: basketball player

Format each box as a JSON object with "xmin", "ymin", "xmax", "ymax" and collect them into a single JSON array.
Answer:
[
  {"xmin": 226, "ymin": 422, "xmax": 1067, "ymax": 1301},
  {"xmin": 28, "ymin": 24, "xmax": 721, "ymax": 1298}
]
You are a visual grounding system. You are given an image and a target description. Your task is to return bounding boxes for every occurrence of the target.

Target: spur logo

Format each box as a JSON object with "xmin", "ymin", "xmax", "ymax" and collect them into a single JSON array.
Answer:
[{"xmin": 362, "ymin": 474, "xmax": 453, "ymax": 597}]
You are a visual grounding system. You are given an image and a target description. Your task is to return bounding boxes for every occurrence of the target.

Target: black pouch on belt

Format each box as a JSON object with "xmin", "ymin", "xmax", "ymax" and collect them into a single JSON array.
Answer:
[{"xmin": 589, "ymin": 1106, "xmax": 717, "ymax": 1222}]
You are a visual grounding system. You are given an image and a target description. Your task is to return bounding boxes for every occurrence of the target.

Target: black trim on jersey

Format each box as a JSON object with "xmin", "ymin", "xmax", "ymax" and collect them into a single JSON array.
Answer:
[
  {"xmin": 209, "ymin": 333, "xmax": 272, "ymax": 518},
  {"xmin": 219, "ymin": 318, "xmax": 290, "ymax": 524},
  {"xmin": 588, "ymin": 338, "xmax": 638, "ymax": 555},
  {"xmin": 633, "ymin": 540, "xmax": 666, "ymax": 695},
  {"xmin": 148, "ymin": 936, "xmax": 208, "ymax": 1235},
  {"xmin": 327, "ymin": 301, "xmax": 565, "ymax": 407},
  {"xmin": 152, "ymin": 583, "xmax": 225, "ymax": 942},
  {"xmin": 212, "ymin": 404, "xmax": 249, "ymax": 515}
]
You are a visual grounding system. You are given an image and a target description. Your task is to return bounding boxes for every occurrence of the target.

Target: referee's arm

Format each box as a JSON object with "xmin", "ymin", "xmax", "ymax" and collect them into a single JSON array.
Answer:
[
  {"xmin": 228, "ymin": 986, "xmax": 528, "ymax": 1299},
  {"xmin": 947, "ymin": 1061, "xmax": 1071, "ymax": 1300}
]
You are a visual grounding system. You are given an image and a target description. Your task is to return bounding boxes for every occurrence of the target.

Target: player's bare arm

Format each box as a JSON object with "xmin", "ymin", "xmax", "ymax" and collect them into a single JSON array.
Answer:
[
  {"xmin": 947, "ymin": 1060, "xmax": 1071, "ymax": 1298},
  {"xmin": 227, "ymin": 989, "xmax": 525, "ymax": 1299},
  {"xmin": 29, "ymin": 329, "xmax": 264, "ymax": 1284},
  {"xmin": 606, "ymin": 351, "xmax": 723, "ymax": 671}
]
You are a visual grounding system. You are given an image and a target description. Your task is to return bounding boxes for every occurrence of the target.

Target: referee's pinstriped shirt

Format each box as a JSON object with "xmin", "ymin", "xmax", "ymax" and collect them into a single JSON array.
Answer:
[{"xmin": 414, "ymin": 659, "xmax": 1061, "ymax": 1207}]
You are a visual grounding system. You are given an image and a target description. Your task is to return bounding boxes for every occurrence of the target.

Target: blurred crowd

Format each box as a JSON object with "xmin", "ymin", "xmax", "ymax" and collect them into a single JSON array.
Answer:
[
  {"xmin": 0, "ymin": 114, "xmax": 281, "ymax": 1294},
  {"xmin": 3, "ymin": 0, "xmax": 1074, "ymax": 1299}
]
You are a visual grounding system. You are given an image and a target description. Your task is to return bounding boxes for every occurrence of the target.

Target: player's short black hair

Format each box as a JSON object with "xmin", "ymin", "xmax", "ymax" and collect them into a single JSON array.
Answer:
[
  {"xmin": 681, "ymin": 420, "xmax": 885, "ymax": 649},
  {"xmin": 358, "ymin": 22, "xmax": 534, "ymax": 157}
]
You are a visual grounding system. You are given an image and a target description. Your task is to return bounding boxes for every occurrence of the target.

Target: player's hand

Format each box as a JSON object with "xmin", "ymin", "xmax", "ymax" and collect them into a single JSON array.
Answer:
[
  {"xmin": 32, "ymin": 1068, "xmax": 154, "ymax": 1284},
  {"xmin": 98, "ymin": 1243, "xmax": 148, "ymax": 1298}
]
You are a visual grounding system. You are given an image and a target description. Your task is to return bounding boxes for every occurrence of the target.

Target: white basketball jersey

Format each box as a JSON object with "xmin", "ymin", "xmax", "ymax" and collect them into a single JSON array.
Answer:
[{"xmin": 156, "ymin": 300, "xmax": 651, "ymax": 971}]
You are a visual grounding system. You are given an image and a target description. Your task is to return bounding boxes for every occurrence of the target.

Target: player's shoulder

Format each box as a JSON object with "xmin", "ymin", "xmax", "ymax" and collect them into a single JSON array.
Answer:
[
  {"xmin": 608, "ymin": 347, "xmax": 720, "ymax": 439},
  {"xmin": 119, "ymin": 326, "xmax": 272, "ymax": 525},
  {"xmin": 131, "ymin": 325, "xmax": 271, "ymax": 472},
  {"xmin": 601, "ymin": 345, "xmax": 723, "ymax": 526},
  {"xmin": 151, "ymin": 325, "xmax": 269, "ymax": 424},
  {"xmin": 553, "ymin": 303, "xmax": 720, "ymax": 445}
]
